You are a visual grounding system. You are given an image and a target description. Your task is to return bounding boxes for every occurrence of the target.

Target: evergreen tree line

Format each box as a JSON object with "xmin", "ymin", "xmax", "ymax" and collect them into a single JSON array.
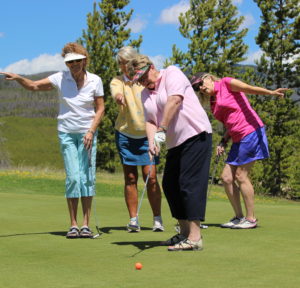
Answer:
[
  {"xmin": 79, "ymin": 0, "xmax": 299, "ymax": 198},
  {"xmin": 0, "ymin": 0, "xmax": 298, "ymax": 198}
]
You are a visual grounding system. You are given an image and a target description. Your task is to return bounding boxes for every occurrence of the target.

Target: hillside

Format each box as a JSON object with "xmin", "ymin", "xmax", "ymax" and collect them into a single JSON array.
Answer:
[
  {"xmin": 0, "ymin": 116, "xmax": 62, "ymax": 169},
  {"xmin": 0, "ymin": 72, "xmax": 59, "ymax": 118}
]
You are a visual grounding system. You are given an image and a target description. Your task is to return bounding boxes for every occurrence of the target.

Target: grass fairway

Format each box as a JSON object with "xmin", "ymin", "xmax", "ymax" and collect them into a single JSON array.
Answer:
[
  {"xmin": 0, "ymin": 171, "xmax": 299, "ymax": 288},
  {"xmin": 0, "ymin": 116, "xmax": 62, "ymax": 169}
]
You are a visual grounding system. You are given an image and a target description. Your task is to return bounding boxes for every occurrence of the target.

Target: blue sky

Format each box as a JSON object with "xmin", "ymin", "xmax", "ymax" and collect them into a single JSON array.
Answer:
[{"xmin": 0, "ymin": 0, "xmax": 263, "ymax": 75}]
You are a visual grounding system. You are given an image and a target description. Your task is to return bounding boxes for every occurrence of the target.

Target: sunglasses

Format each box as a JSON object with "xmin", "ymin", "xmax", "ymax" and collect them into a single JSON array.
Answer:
[
  {"xmin": 137, "ymin": 66, "xmax": 151, "ymax": 84},
  {"xmin": 66, "ymin": 59, "xmax": 83, "ymax": 64},
  {"xmin": 192, "ymin": 79, "xmax": 204, "ymax": 92}
]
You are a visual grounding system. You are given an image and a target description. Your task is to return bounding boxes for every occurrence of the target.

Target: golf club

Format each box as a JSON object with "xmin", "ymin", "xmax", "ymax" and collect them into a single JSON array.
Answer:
[
  {"xmin": 207, "ymin": 154, "xmax": 220, "ymax": 196},
  {"xmin": 137, "ymin": 161, "xmax": 153, "ymax": 218},
  {"xmin": 88, "ymin": 146, "xmax": 102, "ymax": 239}
]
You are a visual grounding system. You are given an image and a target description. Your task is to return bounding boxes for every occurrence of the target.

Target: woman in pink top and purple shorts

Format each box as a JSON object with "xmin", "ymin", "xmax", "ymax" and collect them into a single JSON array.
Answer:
[
  {"xmin": 191, "ymin": 72, "xmax": 287, "ymax": 229},
  {"xmin": 128, "ymin": 55, "xmax": 212, "ymax": 251}
]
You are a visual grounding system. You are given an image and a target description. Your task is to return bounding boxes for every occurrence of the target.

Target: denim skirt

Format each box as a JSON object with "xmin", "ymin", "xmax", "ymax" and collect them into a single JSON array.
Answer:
[{"xmin": 115, "ymin": 130, "xmax": 159, "ymax": 166}]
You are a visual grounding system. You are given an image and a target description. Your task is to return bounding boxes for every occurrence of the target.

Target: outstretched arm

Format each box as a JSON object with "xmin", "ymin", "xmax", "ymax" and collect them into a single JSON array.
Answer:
[
  {"xmin": 230, "ymin": 78, "xmax": 288, "ymax": 98},
  {"xmin": 0, "ymin": 72, "xmax": 53, "ymax": 91}
]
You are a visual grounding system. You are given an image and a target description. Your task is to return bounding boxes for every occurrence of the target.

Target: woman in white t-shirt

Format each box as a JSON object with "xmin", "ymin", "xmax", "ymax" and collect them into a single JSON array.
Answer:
[{"xmin": 0, "ymin": 42, "xmax": 105, "ymax": 239}]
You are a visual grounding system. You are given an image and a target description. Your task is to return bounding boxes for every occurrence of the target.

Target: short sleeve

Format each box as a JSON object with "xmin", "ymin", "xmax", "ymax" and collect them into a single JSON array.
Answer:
[
  {"xmin": 47, "ymin": 72, "xmax": 62, "ymax": 88},
  {"xmin": 165, "ymin": 66, "xmax": 189, "ymax": 98},
  {"xmin": 223, "ymin": 77, "xmax": 233, "ymax": 92},
  {"xmin": 95, "ymin": 76, "xmax": 104, "ymax": 97}
]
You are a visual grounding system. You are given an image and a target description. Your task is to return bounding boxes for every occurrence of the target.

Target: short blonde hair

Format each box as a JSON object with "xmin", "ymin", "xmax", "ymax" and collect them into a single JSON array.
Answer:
[
  {"xmin": 61, "ymin": 42, "xmax": 89, "ymax": 66},
  {"xmin": 127, "ymin": 54, "xmax": 153, "ymax": 78},
  {"xmin": 116, "ymin": 46, "xmax": 139, "ymax": 64}
]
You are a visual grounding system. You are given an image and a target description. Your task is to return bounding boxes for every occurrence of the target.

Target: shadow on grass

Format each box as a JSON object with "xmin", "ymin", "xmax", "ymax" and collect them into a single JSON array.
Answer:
[
  {"xmin": 0, "ymin": 231, "xmax": 66, "ymax": 237},
  {"xmin": 204, "ymin": 223, "xmax": 222, "ymax": 227},
  {"xmin": 99, "ymin": 226, "xmax": 152, "ymax": 234},
  {"xmin": 112, "ymin": 240, "xmax": 162, "ymax": 257}
]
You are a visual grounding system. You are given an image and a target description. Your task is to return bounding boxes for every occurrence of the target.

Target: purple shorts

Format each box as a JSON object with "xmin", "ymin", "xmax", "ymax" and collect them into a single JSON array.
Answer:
[{"xmin": 226, "ymin": 126, "xmax": 269, "ymax": 166}]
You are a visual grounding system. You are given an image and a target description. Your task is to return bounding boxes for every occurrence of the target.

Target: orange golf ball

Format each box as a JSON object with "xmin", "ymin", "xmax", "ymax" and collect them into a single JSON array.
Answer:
[{"xmin": 135, "ymin": 262, "xmax": 143, "ymax": 270}]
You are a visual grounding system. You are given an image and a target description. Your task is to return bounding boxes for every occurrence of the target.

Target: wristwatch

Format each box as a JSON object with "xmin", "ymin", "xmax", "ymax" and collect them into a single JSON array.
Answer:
[{"xmin": 159, "ymin": 125, "xmax": 168, "ymax": 132}]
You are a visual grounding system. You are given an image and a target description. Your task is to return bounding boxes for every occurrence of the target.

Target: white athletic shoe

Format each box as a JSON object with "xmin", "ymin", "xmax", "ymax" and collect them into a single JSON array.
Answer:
[
  {"xmin": 127, "ymin": 220, "xmax": 141, "ymax": 232},
  {"xmin": 220, "ymin": 217, "xmax": 244, "ymax": 228},
  {"xmin": 153, "ymin": 216, "xmax": 164, "ymax": 232},
  {"xmin": 231, "ymin": 218, "xmax": 257, "ymax": 229}
]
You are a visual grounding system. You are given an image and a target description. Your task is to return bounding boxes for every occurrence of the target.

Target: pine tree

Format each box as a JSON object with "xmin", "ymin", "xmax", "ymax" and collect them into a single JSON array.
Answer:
[
  {"xmin": 79, "ymin": 0, "xmax": 142, "ymax": 172},
  {"xmin": 165, "ymin": 0, "xmax": 250, "ymax": 173},
  {"xmin": 252, "ymin": 0, "xmax": 300, "ymax": 197},
  {"xmin": 165, "ymin": 0, "xmax": 248, "ymax": 77}
]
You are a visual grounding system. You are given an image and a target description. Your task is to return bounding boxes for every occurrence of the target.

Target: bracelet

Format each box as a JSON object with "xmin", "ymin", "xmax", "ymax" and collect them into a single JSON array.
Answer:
[
  {"xmin": 87, "ymin": 129, "xmax": 95, "ymax": 135},
  {"xmin": 159, "ymin": 125, "xmax": 168, "ymax": 132}
]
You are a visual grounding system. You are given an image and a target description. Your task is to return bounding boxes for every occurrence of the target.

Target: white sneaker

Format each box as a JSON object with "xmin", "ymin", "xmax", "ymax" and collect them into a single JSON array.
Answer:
[
  {"xmin": 232, "ymin": 218, "xmax": 257, "ymax": 229},
  {"xmin": 153, "ymin": 216, "xmax": 164, "ymax": 232},
  {"xmin": 220, "ymin": 217, "xmax": 244, "ymax": 228},
  {"xmin": 127, "ymin": 220, "xmax": 141, "ymax": 232}
]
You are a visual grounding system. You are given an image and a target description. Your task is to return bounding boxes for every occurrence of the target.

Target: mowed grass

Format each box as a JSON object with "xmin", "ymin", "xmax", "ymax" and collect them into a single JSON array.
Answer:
[
  {"xmin": 0, "ymin": 116, "xmax": 62, "ymax": 169},
  {"xmin": 0, "ymin": 170, "xmax": 299, "ymax": 288}
]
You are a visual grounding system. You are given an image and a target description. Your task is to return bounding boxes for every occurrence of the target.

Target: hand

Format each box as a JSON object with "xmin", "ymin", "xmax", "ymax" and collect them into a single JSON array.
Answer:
[
  {"xmin": 115, "ymin": 93, "xmax": 126, "ymax": 106},
  {"xmin": 271, "ymin": 88, "xmax": 289, "ymax": 98},
  {"xmin": 84, "ymin": 130, "xmax": 94, "ymax": 150},
  {"xmin": 0, "ymin": 72, "xmax": 19, "ymax": 81},
  {"xmin": 216, "ymin": 145, "xmax": 225, "ymax": 156},
  {"xmin": 154, "ymin": 131, "xmax": 166, "ymax": 150}
]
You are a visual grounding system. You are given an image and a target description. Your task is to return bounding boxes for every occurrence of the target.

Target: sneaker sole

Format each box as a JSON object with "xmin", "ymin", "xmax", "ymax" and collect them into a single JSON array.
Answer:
[
  {"xmin": 127, "ymin": 225, "xmax": 141, "ymax": 232},
  {"xmin": 231, "ymin": 224, "xmax": 257, "ymax": 229},
  {"xmin": 153, "ymin": 228, "xmax": 164, "ymax": 232},
  {"xmin": 168, "ymin": 247, "xmax": 203, "ymax": 251},
  {"xmin": 231, "ymin": 226, "xmax": 257, "ymax": 229},
  {"xmin": 220, "ymin": 225, "xmax": 235, "ymax": 228}
]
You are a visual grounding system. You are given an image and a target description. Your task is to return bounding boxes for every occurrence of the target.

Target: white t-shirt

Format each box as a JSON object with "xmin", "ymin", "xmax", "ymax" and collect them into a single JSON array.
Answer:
[{"xmin": 48, "ymin": 71, "xmax": 104, "ymax": 133}]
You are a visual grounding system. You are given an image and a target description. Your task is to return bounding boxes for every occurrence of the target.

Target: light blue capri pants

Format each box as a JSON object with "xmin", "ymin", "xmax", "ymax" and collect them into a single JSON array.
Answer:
[{"xmin": 58, "ymin": 131, "xmax": 97, "ymax": 198}]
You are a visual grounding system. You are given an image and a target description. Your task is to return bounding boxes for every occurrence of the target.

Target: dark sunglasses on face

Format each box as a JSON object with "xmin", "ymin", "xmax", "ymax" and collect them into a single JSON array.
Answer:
[
  {"xmin": 138, "ymin": 67, "xmax": 151, "ymax": 84},
  {"xmin": 192, "ymin": 79, "xmax": 204, "ymax": 91},
  {"xmin": 66, "ymin": 59, "xmax": 83, "ymax": 64}
]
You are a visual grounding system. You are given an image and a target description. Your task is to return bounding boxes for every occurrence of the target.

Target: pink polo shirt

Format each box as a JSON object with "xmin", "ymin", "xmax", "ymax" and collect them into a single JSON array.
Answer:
[
  {"xmin": 142, "ymin": 65, "xmax": 212, "ymax": 149},
  {"xmin": 211, "ymin": 77, "xmax": 264, "ymax": 143}
]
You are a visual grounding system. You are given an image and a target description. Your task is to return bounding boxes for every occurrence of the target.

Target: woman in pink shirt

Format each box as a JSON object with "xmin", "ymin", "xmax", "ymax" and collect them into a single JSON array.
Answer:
[
  {"xmin": 128, "ymin": 56, "xmax": 212, "ymax": 251},
  {"xmin": 191, "ymin": 72, "xmax": 287, "ymax": 229}
]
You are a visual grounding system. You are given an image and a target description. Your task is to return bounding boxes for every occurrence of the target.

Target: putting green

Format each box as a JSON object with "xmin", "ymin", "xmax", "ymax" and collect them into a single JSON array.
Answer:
[{"xmin": 0, "ymin": 174, "xmax": 299, "ymax": 287}]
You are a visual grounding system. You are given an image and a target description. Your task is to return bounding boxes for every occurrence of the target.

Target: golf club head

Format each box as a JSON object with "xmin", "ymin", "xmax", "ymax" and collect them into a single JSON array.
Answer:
[{"xmin": 96, "ymin": 225, "xmax": 102, "ymax": 235}]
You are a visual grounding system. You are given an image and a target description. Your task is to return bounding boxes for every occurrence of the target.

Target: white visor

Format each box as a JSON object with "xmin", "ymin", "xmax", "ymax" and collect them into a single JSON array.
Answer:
[{"xmin": 64, "ymin": 53, "xmax": 86, "ymax": 62}]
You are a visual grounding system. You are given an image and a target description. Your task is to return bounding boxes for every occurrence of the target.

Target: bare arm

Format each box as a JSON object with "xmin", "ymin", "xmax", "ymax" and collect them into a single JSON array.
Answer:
[
  {"xmin": 83, "ymin": 97, "xmax": 105, "ymax": 149},
  {"xmin": 0, "ymin": 72, "xmax": 54, "ymax": 91},
  {"xmin": 230, "ymin": 79, "xmax": 288, "ymax": 98},
  {"xmin": 217, "ymin": 129, "xmax": 230, "ymax": 156},
  {"xmin": 146, "ymin": 121, "xmax": 158, "ymax": 159},
  {"xmin": 159, "ymin": 95, "xmax": 183, "ymax": 130}
]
